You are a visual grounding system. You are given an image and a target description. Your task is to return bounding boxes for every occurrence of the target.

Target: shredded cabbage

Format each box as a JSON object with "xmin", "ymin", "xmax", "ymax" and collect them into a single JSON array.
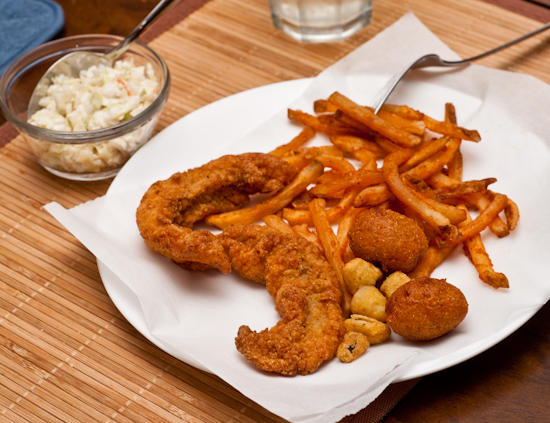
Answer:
[{"xmin": 27, "ymin": 59, "xmax": 160, "ymax": 174}]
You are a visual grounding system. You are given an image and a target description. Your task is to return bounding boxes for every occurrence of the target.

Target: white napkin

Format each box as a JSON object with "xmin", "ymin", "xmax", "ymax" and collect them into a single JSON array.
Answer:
[{"xmin": 45, "ymin": 13, "xmax": 550, "ymax": 423}]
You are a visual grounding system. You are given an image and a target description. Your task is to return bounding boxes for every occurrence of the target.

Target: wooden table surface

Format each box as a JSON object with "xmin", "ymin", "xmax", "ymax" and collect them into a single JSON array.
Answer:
[{"xmin": 1, "ymin": 1, "xmax": 549, "ymax": 422}]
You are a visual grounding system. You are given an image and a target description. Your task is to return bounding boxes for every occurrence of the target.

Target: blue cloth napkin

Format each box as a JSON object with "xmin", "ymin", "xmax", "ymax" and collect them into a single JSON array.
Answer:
[{"xmin": 0, "ymin": 0, "xmax": 64, "ymax": 74}]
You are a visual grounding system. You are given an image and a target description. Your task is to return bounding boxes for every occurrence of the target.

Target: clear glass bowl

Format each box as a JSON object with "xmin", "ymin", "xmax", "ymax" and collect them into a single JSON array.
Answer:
[{"xmin": 0, "ymin": 35, "xmax": 170, "ymax": 181}]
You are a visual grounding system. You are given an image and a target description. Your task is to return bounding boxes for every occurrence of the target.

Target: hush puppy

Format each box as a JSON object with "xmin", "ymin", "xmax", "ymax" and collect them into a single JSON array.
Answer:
[
  {"xmin": 385, "ymin": 277, "xmax": 468, "ymax": 341},
  {"xmin": 348, "ymin": 208, "xmax": 428, "ymax": 273}
]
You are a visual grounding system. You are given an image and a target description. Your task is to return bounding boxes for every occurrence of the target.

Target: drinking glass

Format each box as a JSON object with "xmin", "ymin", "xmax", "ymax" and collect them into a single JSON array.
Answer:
[{"xmin": 268, "ymin": 0, "xmax": 373, "ymax": 43}]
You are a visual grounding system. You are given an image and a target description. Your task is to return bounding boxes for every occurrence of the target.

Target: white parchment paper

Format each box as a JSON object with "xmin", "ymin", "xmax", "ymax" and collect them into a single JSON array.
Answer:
[{"xmin": 45, "ymin": 13, "xmax": 550, "ymax": 423}]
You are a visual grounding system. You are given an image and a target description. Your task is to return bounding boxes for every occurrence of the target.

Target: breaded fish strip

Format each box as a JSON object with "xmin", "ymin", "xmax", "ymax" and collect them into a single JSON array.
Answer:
[
  {"xmin": 220, "ymin": 225, "xmax": 345, "ymax": 376},
  {"xmin": 136, "ymin": 153, "xmax": 298, "ymax": 273}
]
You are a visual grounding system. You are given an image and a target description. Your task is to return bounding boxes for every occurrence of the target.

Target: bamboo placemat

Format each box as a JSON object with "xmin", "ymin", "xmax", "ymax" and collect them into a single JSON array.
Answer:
[{"xmin": 1, "ymin": 1, "xmax": 550, "ymax": 422}]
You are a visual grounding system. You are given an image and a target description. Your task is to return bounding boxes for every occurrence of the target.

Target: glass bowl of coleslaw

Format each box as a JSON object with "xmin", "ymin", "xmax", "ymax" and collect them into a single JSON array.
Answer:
[{"xmin": 0, "ymin": 34, "xmax": 170, "ymax": 180}]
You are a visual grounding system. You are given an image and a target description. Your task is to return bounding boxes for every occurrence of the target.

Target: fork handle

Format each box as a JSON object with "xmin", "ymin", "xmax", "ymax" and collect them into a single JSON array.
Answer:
[
  {"xmin": 442, "ymin": 21, "xmax": 550, "ymax": 66},
  {"xmin": 372, "ymin": 21, "xmax": 550, "ymax": 112},
  {"xmin": 107, "ymin": 0, "xmax": 176, "ymax": 58}
]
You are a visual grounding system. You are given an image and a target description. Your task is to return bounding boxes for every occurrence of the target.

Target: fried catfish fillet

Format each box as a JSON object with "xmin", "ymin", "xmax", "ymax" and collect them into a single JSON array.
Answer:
[
  {"xmin": 136, "ymin": 153, "xmax": 298, "ymax": 273},
  {"xmin": 220, "ymin": 225, "xmax": 345, "ymax": 376}
]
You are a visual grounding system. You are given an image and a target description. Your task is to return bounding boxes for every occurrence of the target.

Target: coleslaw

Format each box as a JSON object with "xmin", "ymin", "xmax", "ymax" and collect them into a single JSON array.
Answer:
[{"xmin": 27, "ymin": 59, "xmax": 160, "ymax": 174}]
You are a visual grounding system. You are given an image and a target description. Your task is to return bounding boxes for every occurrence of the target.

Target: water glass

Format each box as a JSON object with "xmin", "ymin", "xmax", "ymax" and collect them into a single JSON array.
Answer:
[{"xmin": 268, "ymin": 0, "xmax": 373, "ymax": 43}]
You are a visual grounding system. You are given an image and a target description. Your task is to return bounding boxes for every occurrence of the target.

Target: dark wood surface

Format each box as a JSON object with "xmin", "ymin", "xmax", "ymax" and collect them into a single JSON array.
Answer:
[
  {"xmin": 13, "ymin": 1, "xmax": 550, "ymax": 422},
  {"xmin": 54, "ymin": 0, "xmax": 162, "ymax": 38},
  {"xmin": 53, "ymin": 0, "xmax": 208, "ymax": 43}
]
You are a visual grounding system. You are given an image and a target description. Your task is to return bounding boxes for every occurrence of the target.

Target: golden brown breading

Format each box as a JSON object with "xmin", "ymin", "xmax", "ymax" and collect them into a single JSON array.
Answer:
[
  {"xmin": 136, "ymin": 153, "xmax": 298, "ymax": 273},
  {"xmin": 220, "ymin": 225, "xmax": 345, "ymax": 376},
  {"xmin": 385, "ymin": 277, "xmax": 468, "ymax": 341},
  {"xmin": 348, "ymin": 208, "xmax": 428, "ymax": 273},
  {"xmin": 336, "ymin": 332, "xmax": 370, "ymax": 363}
]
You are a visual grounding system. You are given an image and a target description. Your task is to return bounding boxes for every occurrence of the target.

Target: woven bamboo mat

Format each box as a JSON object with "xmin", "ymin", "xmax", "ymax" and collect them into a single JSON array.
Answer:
[{"xmin": 1, "ymin": 0, "xmax": 549, "ymax": 422}]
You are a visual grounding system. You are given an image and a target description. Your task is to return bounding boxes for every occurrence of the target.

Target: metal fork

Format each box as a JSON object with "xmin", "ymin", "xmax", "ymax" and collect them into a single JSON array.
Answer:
[{"xmin": 370, "ymin": 21, "xmax": 550, "ymax": 113}]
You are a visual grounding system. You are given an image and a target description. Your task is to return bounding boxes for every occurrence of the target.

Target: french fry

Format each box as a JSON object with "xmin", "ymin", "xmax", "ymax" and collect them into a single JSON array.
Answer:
[
  {"xmin": 334, "ymin": 110, "xmax": 404, "ymax": 156},
  {"xmin": 465, "ymin": 192, "xmax": 510, "ymax": 237},
  {"xmin": 334, "ymin": 109, "xmax": 378, "ymax": 137},
  {"xmin": 282, "ymin": 208, "xmax": 312, "ymax": 226},
  {"xmin": 425, "ymin": 171, "xmax": 457, "ymax": 187},
  {"xmin": 283, "ymin": 184, "xmax": 363, "ymax": 226},
  {"xmin": 460, "ymin": 206, "xmax": 509, "ymax": 289},
  {"xmin": 504, "ymin": 197, "xmax": 520, "ymax": 232},
  {"xmin": 313, "ymin": 99, "xmax": 338, "ymax": 114},
  {"xmin": 422, "ymin": 114, "xmax": 481, "ymax": 142},
  {"xmin": 287, "ymin": 109, "xmax": 327, "ymax": 132},
  {"xmin": 428, "ymin": 172, "xmax": 510, "ymax": 238},
  {"xmin": 445, "ymin": 103, "xmax": 457, "ymax": 124},
  {"xmin": 309, "ymin": 198, "xmax": 352, "ymax": 317},
  {"xmin": 433, "ymin": 178, "xmax": 497, "ymax": 200},
  {"xmin": 309, "ymin": 168, "xmax": 384, "ymax": 197},
  {"xmin": 205, "ymin": 160, "xmax": 324, "ymax": 229},
  {"xmin": 442, "ymin": 193, "xmax": 509, "ymax": 246},
  {"xmin": 291, "ymin": 190, "xmax": 314, "ymax": 210},
  {"xmin": 328, "ymin": 92, "xmax": 423, "ymax": 147},
  {"xmin": 398, "ymin": 136, "xmax": 449, "ymax": 173},
  {"xmin": 353, "ymin": 184, "xmax": 393, "ymax": 207},
  {"xmin": 329, "ymin": 135, "xmax": 387, "ymax": 160},
  {"xmin": 354, "ymin": 149, "xmax": 379, "ymax": 169},
  {"xmin": 377, "ymin": 110, "xmax": 426, "ymax": 135},
  {"xmin": 463, "ymin": 237, "xmax": 509, "ymax": 289},
  {"xmin": 270, "ymin": 126, "xmax": 316, "ymax": 157},
  {"xmin": 282, "ymin": 146, "xmax": 343, "ymax": 168},
  {"xmin": 315, "ymin": 154, "xmax": 357, "ymax": 173},
  {"xmin": 380, "ymin": 104, "xmax": 424, "ymax": 121},
  {"xmin": 334, "ymin": 106, "xmax": 403, "ymax": 154},
  {"xmin": 318, "ymin": 114, "xmax": 366, "ymax": 136},
  {"xmin": 403, "ymin": 137, "xmax": 461, "ymax": 182},
  {"xmin": 411, "ymin": 188, "xmax": 467, "ymax": 225},
  {"xmin": 447, "ymin": 148, "xmax": 463, "ymax": 181},
  {"xmin": 292, "ymin": 223, "xmax": 322, "ymax": 249},
  {"xmin": 325, "ymin": 186, "xmax": 363, "ymax": 222},
  {"xmin": 404, "ymin": 175, "xmax": 432, "ymax": 195},
  {"xmin": 374, "ymin": 135, "xmax": 403, "ymax": 154},
  {"xmin": 317, "ymin": 170, "xmax": 345, "ymax": 187},
  {"xmin": 337, "ymin": 206, "xmax": 365, "ymax": 262},
  {"xmin": 288, "ymin": 109, "xmax": 363, "ymax": 136},
  {"xmin": 262, "ymin": 214, "xmax": 294, "ymax": 233},
  {"xmin": 408, "ymin": 245, "xmax": 457, "ymax": 279},
  {"xmin": 444, "ymin": 102, "xmax": 464, "ymax": 181},
  {"xmin": 382, "ymin": 149, "xmax": 460, "ymax": 241}
]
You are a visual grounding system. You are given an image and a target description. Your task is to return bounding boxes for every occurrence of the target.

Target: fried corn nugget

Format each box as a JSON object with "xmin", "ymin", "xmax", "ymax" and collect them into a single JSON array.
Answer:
[
  {"xmin": 343, "ymin": 258, "xmax": 383, "ymax": 294},
  {"xmin": 380, "ymin": 271, "xmax": 411, "ymax": 299},
  {"xmin": 350, "ymin": 286, "xmax": 387, "ymax": 322},
  {"xmin": 337, "ymin": 332, "xmax": 370, "ymax": 363},
  {"xmin": 344, "ymin": 314, "xmax": 391, "ymax": 344}
]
